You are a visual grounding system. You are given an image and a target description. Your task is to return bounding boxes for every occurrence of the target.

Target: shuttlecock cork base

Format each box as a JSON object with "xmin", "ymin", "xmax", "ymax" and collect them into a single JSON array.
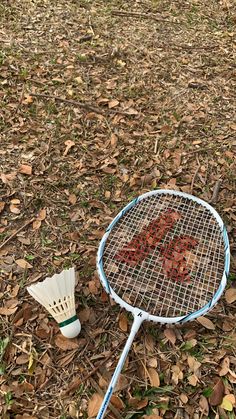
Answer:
[{"xmin": 27, "ymin": 267, "xmax": 81, "ymax": 339}]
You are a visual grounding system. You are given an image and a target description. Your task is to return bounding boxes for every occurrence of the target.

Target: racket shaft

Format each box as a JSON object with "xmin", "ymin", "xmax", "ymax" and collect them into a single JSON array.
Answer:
[{"xmin": 97, "ymin": 315, "xmax": 143, "ymax": 419}]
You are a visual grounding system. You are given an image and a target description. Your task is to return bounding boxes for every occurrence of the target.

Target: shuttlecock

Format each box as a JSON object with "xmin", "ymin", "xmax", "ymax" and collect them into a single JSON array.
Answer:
[{"xmin": 27, "ymin": 267, "xmax": 81, "ymax": 339}]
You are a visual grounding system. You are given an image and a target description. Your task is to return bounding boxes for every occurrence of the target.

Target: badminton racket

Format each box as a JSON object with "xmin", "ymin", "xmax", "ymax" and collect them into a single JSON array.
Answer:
[{"xmin": 96, "ymin": 189, "xmax": 230, "ymax": 418}]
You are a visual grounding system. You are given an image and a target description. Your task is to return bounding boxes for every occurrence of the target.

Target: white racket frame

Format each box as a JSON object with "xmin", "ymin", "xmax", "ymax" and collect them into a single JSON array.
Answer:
[{"xmin": 96, "ymin": 189, "xmax": 230, "ymax": 418}]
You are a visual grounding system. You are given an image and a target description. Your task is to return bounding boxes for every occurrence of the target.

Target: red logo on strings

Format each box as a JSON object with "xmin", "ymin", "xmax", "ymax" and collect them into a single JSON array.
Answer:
[{"xmin": 115, "ymin": 210, "xmax": 198, "ymax": 282}]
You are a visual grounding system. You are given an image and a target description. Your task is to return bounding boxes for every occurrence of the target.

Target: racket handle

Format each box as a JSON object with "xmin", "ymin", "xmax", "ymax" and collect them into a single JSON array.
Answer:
[{"xmin": 96, "ymin": 313, "xmax": 144, "ymax": 419}]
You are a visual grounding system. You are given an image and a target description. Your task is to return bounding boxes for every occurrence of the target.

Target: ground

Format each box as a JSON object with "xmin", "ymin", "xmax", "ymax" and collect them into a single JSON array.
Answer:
[{"xmin": 0, "ymin": 0, "xmax": 236, "ymax": 418}]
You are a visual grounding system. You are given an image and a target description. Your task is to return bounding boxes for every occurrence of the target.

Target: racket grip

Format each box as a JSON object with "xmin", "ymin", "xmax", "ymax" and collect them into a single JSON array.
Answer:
[{"xmin": 96, "ymin": 313, "xmax": 144, "ymax": 419}]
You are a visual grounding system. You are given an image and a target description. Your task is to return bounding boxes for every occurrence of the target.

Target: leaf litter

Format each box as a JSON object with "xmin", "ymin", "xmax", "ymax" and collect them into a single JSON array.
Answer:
[{"xmin": 0, "ymin": 0, "xmax": 236, "ymax": 417}]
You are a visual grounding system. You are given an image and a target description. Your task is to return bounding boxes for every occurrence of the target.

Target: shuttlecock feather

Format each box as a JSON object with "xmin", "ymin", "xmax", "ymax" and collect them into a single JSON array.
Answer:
[{"xmin": 27, "ymin": 267, "xmax": 81, "ymax": 339}]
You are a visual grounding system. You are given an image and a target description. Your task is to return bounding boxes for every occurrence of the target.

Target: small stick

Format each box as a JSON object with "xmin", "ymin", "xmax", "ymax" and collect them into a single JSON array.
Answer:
[
  {"xmin": 64, "ymin": 339, "xmax": 125, "ymax": 395},
  {"xmin": 190, "ymin": 156, "xmax": 201, "ymax": 194},
  {"xmin": 14, "ymin": 84, "xmax": 25, "ymax": 116},
  {"xmin": 0, "ymin": 217, "xmax": 35, "ymax": 250},
  {"xmin": 154, "ymin": 138, "xmax": 158, "ymax": 154},
  {"xmin": 29, "ymin": 93, "xmax": 133, "ymax": 117},
  {"xmin": 210, "ymin": 180, "xmax": 222, "ymax": 204}
]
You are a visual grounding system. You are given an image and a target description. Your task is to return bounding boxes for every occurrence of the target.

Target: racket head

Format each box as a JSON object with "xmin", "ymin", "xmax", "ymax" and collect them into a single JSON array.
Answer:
[{"xmin": 97, "ymin": 190, "xmax": 230, "ymax": 324}]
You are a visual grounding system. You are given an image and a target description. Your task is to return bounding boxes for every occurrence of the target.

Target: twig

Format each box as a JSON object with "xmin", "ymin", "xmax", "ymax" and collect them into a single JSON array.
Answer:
[
  {"xmin": 14, "ymin": 84, "xmax": 25, "ymax": 116},
  {"xmin": 210, "ymin": 180, "xmax": 222, "ymax": 204},
  {"xmin": 0, "ymin": 217, "xmax": 35, "ymax": 250},
  {"xmin": 29, "ymin": 93, "xmax": 133, "ymax": 117},
  {"xmin": 111, "ymin": 10, "xmax": 179, "ymax": 24},
  {"xmin": 154, "ymin": 138, "xmax": 159, "ymax": 154},
  {"xmin": 190, "ymin": 156, "xmax": 201, "ymax": 194},
  {"xmin": 64, "ymin": 339, "xmax": 125, "ymax": 395}
]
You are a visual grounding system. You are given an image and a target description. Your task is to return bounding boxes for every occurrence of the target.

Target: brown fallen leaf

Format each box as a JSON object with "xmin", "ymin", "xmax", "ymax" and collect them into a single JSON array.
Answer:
[
  {"xmin": 187, "ymin": 356, "xmax": 201, "ymax": 373},
  {"xmin": 197, "ymin": 316, "xmax": 215, "ymax": 330},
  {"xmin": 188, "ymin": 374, "xmax": 198, "ymax": 386},
  {"xmin": 68, "ymin": 194, "xmax": 77, "ymax": 205},
  {"xmin": 108, "ymin": 99, "xmax": 119, "ymax": 109},
  {"xmin": 63, "ymin": 140, "xmax": 75, "ymax": 156},
  {"xmin": 147, "ymin": 358, "xmax": 158, "ymax": 368},
  {"xmin": 171, "ymin": 365, "xmax": 183, "ymax": 385},
  {"xmin": 15, "ymin": 259, "xmax": 33, "ymax": 269},
  {"xmin": 219, "ymin": 357, "xmax": 230, "ymax": 376},
  {"xmin": 209, "ymin": 378, "xmax": 225, "ymax": 406},
  {"xmin": 32, "ymin": 219, "xmax": 41, "ymax": 230},
  {"xmin": 143, "ymin": 416, "xmax": 162, "ymax": 419},
  {"xmin": 0, "ymin": 305, "xmax": 18, "ymax": 315},
  {"xmin": 19, "ymin": 164, "xmax": 32, "ymax": 175},
  {"xmin": 110, "ymin": 395, "xmax": 125, "ymax": 410},
  {"xmin": 164, "ymin": 327, "xmax": 176, "ymax": 345},
  {"xmin": 129, "ymin": 397, "xmax": 148, "ymax": 409},
  {"xmin": 0, "ymin": 201, "xmax": 5, "ymax": 213},
  {"xmin": 147, "ymin": 367, "xmax": 160, "ymax": 387},
  {"xmin": 54, "ymin": 335, "xmax": 86, "ymax": 351},
  {"xmin": 118, "ymin": 312, "xmax": 128, "ymax": 332},
  {"xmin": 199, "ymin": 395, "xmax": 209, "ymax": 416},
  {"xmin": 87, "ymin": 393, "xmax": 103, "ymax": 417},
  {"xmin": 1, "ymin": 171, "xmax": 17, "ymax": 184},
  {"xmin": 37, "ymin": 208, "xmax": 47, "ymax": 221},
  {"xmin": 179, "ymin": 393, "xmax": 188, "ymax": 404},
  {"xmin": 110, "ymin": 133, "xmax": 118, "ymax": 147},
  {"xmin": 225, "ymin": 288, "xmax": 236, "ymax": 304},
  {"xmin": 10, "ymin": 204, "xmax": 21, "ymax": 214},
  {"xmin": 23, "ymin": 94, "xmax": 33, "ymax": 104}
]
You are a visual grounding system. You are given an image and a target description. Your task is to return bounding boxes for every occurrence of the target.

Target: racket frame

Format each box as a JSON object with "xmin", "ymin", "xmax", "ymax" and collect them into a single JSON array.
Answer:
[{"xmin": 96, "ymin": 189, "xmax": 230, "ymax": 418}]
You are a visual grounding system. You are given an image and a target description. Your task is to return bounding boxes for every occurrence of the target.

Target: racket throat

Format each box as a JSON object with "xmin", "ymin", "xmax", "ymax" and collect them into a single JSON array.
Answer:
[{"xmin": 96, "ymin": 311, "xmax": 146, "ymax": 419}]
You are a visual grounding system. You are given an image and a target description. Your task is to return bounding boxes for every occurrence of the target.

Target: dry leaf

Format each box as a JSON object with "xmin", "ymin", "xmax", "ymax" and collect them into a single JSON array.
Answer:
[
  {"xmin": 78, "ymin": 307, "xmax": 91, "ymax": 323},
  {"xmin": 199, "ymin": 395, "xmax": 209, "ymax": 415},
  {"xmin": 143, "ymin": 416, "xmax": 162, "ymax": 419},
  {"xmin": 179, "ymin": 393, "xmax": 188, "ymax": 404},
  {"xmin": 225, "ymin": 288, "xmax": 236, "ymax": 304},
  {"xmin": 187, "ymin": 356, "xmax": 201, "ymax": 373},
  {"xmin": 197, "ymin": 316, "xmax": 215, "ymax": 330},
  {"xmin": 110, "ymin": 395, "xmax": 125, "ymax": 410},
  {"xmin": 147, "ymin": 367, "xmax": 160, "ymax": 387},
  {"xmin": 147, "ymin": 358, "xmax": 158, "ymax": 368},
  {"xmin": 171, "ymin": 365, "xmax": 183, "ymax": 385},
  {"xmin": 0, "ymin": 201, "xmax": 5, "ymax": 213},
  {"xmin": 0, "ymin": 305, "xmax": 18, "ymax": 315},
  {"xmin": 54, "ymin": 335, "xmax": 85, "ymax": 351},
  {"xmin": 105, "ymin": 190, "xmax": 111, "ymax": 198},
  {"xmin": 164, "ymin": 327, "xmax": 176, "ymax": 345},
  {"xmin": 188, "ymin": 374, "xmax": 198, "ymax": 386},
  {"xmin": 32, "ymin": 219, "xmax": 41, "ymax": 230},
  {"xmin": 1, "ymin": 171, "xmax": 17, "ymax": 184},
  {"xmin": 209, "ymin": 378, "xmax": 225, "ymax": 406},
  {"xmin": 88, "ymin": 280, "xmax": 99, "ymax": 295},
  {"xmin": 15, "ymin": 259, "xmax": 33, "ymax": 269},
  {"xmin": 219, "ymin": 357, "xmax": 230, "ymax": 376},
  {"xmin": 68, "ymin": 194, "xmax": 77, "ymax": 205},
  {"xmin": 87, "ymin": 393, "xmax": 103, "ymax": 417},
  {"xmin": 37, "ymin": 208, "xmax": 46, "ymax": 221},
  {"xmin": 10, "ymin": 204, "xmax": 21, "ymax": 214},
  {"xmin": 23, "ymin": 94, "xmax": 33, "ymax": 104},
  {"xmin": 74, "ymin": 76, "xmax": 83, "ymax": 84},
  {"xmin": 63, "ymin": 140, "xmax": 75, "ymax": 156},
  {"xmin": 118, "ymin": 312, "xmax": 128, "ymax": 332},
  {"xmin": 110, "ymin": 133, "xmax": 118, "ymax": 147},
  {"xmin": 19, "ymin": 164, "xmax": 32, "ymax": 175},
  {"xmin": 108, "ymin": 99, "xmax": 119, "ymax": 109}
]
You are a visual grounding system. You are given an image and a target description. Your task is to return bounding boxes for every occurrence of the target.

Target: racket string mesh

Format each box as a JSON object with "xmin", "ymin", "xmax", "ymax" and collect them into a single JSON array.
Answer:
[{"xmin": 102, "ymin": 194, "xmax": 225, "ymax": 317}]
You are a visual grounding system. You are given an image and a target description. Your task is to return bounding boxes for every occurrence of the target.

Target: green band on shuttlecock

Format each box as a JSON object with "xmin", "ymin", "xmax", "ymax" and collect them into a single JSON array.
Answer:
[{"xmin": 59, "ymin": 315, "xmax": 78, "ymax": 328}]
